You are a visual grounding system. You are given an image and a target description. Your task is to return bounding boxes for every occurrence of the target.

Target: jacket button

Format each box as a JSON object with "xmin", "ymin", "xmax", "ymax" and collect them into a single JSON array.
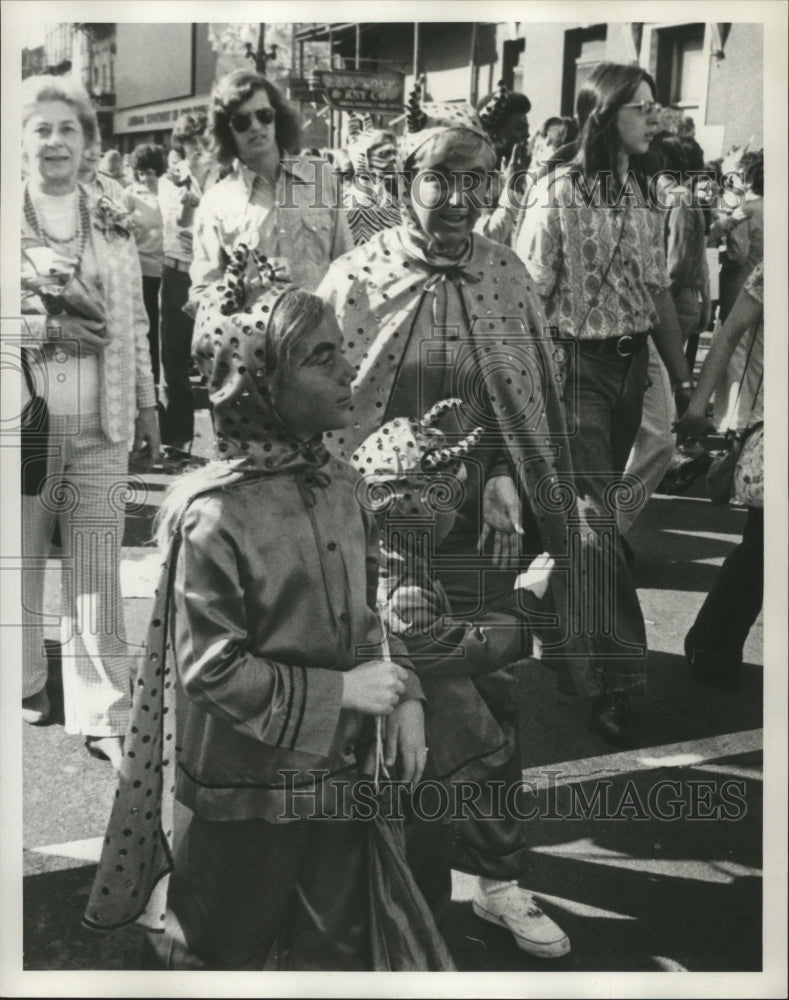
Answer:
[
  {"xmin": 340, "ymin": 611, "xmax": 349, "ymax": 622},
  {"xmin": 327, "ymin": 541, "xmax": 337, "ymax": 551}
]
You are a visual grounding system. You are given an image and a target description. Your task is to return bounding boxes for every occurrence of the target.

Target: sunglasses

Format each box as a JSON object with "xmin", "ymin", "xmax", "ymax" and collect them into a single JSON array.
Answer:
[
  {"xmin": 229, "ymin": 107, "xmax": 276, "ymax": 133},
  {"xmin": 621, "ymin": 100, "xmax": 662, "ymax": 116}
]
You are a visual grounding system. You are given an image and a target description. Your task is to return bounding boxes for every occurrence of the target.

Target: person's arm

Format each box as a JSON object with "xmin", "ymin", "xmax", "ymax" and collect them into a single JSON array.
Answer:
[
  {"xmin": 186, "ymin": 194, "xmax": 227, "ymax": 317},
  {"xmin": 127, "ymin": 242, "xmax": 157, "ymax": 411},
  {"xmin": 665, "ymin": 202, "xmax": 691, "ymax": 299},
  {"xmin": 327, "ymin": 166, "xmax": 354, "ymax": 261},
  {"xmin": 649, "ymin": 288, "xmax": 695, "ymax": 416},
  {"xmin": 674, "ymin": 282, "xmax": 763, "ymax": 439},
  {"xmin": 514, "ymin": 177, "xmax": 562, "ymax": 298},
  {"xmin": 699, "ymin": 242, "xmax": 712, "ymax": 333},
  {"xmin": 175, "ymin": 498, "xmax": 405, "ymax": 758},
  {"xmin": 725, "ymin": 207, "xmax": 752, "ymax": 265},
  {"xmin": 478, "ymin": 264, "xmax": 559, "ymax": 566},
  {"xmin": 123, "ymin": 240, "xmax": 160, "ymax": 468},
  {"xmin": 386, "ymin": 578, "xmax": 531, "ymax": 677}
]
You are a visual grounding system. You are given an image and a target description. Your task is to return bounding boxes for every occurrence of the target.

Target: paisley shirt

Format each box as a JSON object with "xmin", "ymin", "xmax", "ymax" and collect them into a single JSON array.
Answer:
[{"xmin": 517, "ymin": 167, "xmax": 671, "ymax": 340}]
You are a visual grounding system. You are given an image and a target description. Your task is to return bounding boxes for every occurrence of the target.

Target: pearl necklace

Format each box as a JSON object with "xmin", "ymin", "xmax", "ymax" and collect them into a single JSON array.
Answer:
[{"xmin": 24, "ymin": 185, "xmax": 90, "ymax": 259}]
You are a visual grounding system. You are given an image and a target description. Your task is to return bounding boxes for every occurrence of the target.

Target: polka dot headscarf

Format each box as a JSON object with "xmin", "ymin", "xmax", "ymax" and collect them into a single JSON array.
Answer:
[
  {"xmin": 399, "ymin": 92, "xmax": 494, "ymax": 167},
  {"xmin": 191, "ymin": 243, "xmax": 328, "ymax": 474}
]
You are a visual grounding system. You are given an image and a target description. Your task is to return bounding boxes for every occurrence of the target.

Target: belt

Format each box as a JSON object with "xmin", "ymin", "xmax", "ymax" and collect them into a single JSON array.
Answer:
[
  {"xmin": 163, "ymin": 257, "xmax": 191, "ymax": 273},
  {"xmin": 578, "ymin": 331, "xmax": 649, "ymax": 358}
]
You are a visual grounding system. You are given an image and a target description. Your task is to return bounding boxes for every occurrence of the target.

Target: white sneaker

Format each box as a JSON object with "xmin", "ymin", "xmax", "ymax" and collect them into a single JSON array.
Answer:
[{"xmin": 472, "ymin": 880, "xmax": 571, "ymax": 959}]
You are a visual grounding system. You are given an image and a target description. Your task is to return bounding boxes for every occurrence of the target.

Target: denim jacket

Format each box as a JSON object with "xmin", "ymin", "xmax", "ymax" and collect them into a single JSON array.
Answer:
[{"xmin": 188, "ymin": 155, "xmax": 353, "ymax": 312}]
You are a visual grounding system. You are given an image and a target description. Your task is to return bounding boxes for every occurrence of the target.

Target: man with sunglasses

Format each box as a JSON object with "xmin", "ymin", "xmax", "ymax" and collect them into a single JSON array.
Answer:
[{"xmin": 188, "ymin": 70, "xmax": 352, "ymax": 313}]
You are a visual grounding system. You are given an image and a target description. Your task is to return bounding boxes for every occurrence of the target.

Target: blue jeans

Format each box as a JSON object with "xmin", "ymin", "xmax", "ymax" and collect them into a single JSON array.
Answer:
[{"xmin": 563, "ymin": 340, "xmax": 650, "ymax": 695}]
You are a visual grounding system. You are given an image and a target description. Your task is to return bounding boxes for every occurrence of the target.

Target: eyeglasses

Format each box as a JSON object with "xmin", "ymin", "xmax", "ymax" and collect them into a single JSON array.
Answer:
[
  {"xmin": 621, "ymin": 100, "xmax": 662, "ymax": 116},
  {"xmin": 229, "ymin": 107, "xmax": 276, "ymax": 133}
]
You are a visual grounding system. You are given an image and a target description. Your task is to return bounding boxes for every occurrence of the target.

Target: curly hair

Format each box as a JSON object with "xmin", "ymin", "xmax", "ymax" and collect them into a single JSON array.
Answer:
[
  {"xmin": 209, "ymin": 70, "xmax": 302, "ymax": 165},
  {"xmin": 475, "ymin": 89, "xmax": 531, "ymax": 116},
  {"xmin": 22, "ymin": 74, "xmax": 98, "ymax": 147},
  {"xmin": 739, "ymin": 150, "xmax": 764, "ymax": 197},
  {"xmin": 172, "ymin": 112, "xmax": 208, "ymax": 145},
  {"xmin": 129, "ymin": 143, "xmax": 167, "ymax": 177}
]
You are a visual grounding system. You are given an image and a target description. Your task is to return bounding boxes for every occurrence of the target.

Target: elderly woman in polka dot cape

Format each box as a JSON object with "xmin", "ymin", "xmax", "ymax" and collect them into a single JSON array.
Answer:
[
  {"xmin": 316, "ymin": 90, "xmax": 589, "ymax": 958},
  {"xmin": 318, "ymin": 93, "xmax": 589, "ymax": 689}
]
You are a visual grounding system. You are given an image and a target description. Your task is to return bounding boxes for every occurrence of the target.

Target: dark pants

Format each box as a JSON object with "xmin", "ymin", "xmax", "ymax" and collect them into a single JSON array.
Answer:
[
  {"xmin": 406, "ymin": 717, "xmax": 528, "ymax": 914},
  {"xmin": 450, "ymin": 715, "xmax": 529, "ymax": 880},
  {"xmin": 686, "ymin": 507, "xmax": 763, "ymax": 664},
  {"xmin": 562, "ymin": 340, "xmax": 650, "ymax": 695},
  {"xmin": 145, "ymin": 805, "xmax": 370, "ymax": 971},
  {"xmin": 427, "ymin": 536, "xmax": 530, "ymax": 886},
  {"xmin": 159, "ymin": 265, "xmax": 196, "ymax": 449},
  {"xmin": 142, "ymin": 275, "xmax": 161, "ymax": 387}
]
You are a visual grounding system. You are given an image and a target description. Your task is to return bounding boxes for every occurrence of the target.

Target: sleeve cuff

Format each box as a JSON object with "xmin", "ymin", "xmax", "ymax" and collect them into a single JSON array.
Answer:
[
  {"xmin": 285, "ymin": 666, "xmax": 345, "ymax": 757},
  {"xmin": 136, "ymin": 380, "xmax": 157, "ymax": 410}
]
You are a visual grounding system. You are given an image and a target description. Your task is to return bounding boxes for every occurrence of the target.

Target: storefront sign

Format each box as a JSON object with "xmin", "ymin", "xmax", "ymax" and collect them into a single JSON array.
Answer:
[
  {"xmin": 316, "ymin": 71, "xmax": 404, "ymax": 112},
  {"xmin": 114, "ymin": 95, "xmax": 210, "ymax": 134},
  {"xmin": 288, "ymin": 76, "xmax": 325, "ymax": 103}
]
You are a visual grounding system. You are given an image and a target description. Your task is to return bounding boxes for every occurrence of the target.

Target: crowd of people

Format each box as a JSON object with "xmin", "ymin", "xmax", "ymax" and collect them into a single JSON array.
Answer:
[{"xmin": 19, "ymin": 60, "xmax": 764, "ymax": 971}]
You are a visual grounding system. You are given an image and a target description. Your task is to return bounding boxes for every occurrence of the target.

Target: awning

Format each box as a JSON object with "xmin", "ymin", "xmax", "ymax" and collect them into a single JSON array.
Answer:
[{"xmin": 293, "ymin": 23, "xmax": 362, "ymax": 43}]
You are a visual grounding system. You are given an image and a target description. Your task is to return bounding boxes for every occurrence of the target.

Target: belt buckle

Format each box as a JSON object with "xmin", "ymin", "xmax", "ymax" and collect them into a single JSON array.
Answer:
[{"xmin": 616, "ymin": 334, "xmax": 634, "ymax": 357}]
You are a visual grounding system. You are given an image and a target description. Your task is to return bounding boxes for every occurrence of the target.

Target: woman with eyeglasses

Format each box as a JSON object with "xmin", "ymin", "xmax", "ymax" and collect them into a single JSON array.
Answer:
[
  {"xmin": 517, "ymin": 62, "xmax": 695, "ymax": 745},
  {"xmin": 20, "ymin": 75, "xmax": 159, "ymax": 767},
  {"xmin": 188, "ymin": 70, "xmax": 352, "ymax": 313}
]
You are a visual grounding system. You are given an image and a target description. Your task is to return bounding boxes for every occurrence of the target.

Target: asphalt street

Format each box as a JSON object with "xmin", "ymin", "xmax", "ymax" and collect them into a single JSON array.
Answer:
[{"xmin": 16, "ymin": 414, "xmax": 768, "ymax": 980}]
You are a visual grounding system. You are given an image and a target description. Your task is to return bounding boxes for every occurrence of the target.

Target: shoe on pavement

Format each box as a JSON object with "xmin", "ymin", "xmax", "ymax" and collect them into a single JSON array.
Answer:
[
  {"xmin": 85, "ymin": 735, "xmax": 124, "ymax": 773},
  {"xmin": 22, "ymin": 687, "xmax": 50, "ymax": 725},
  {"xmin": 591, "ymin": 692, "xmax": 633, "ymax": 746},
  {"xmin": 472, "ymin": 880, "xmax": 571, "ymax": 959}
]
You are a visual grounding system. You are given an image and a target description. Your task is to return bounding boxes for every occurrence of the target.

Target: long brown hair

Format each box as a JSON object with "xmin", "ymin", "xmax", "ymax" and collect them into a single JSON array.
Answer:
[{"xmin": 572, "ymin": 62, "xmax": 657, "ymax": 202}]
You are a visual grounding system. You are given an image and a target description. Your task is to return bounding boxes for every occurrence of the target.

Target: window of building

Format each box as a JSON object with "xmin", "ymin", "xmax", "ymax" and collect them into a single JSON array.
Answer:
[
  {"xmin": 561, "ymin": 25, "xmax": 607, "ymax": 117},
  {"xmin": 653, "ymin": 23, "xmax": 707, "ymax": 109}
]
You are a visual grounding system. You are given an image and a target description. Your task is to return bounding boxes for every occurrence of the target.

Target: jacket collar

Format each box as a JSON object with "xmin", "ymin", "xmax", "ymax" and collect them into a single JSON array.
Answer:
[{"xmin": 230, "ymin": 153, "xmax": 320, "ymax": 194}]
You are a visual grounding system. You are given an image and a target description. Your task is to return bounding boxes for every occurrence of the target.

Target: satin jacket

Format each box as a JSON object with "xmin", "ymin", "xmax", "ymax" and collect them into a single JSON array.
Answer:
[{"xmin": 172, "ymin": 460, "xmax": 422, "ymax": 822}]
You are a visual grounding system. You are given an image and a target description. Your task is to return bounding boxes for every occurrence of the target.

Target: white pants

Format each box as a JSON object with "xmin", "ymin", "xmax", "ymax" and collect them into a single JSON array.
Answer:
[
  {"xmin": 22, "ymin": 414, "xmax": 133, "ymax": 736},
  {"xmin": 618, "ymin": 341, "xmax": 675, "ymax": 536}
]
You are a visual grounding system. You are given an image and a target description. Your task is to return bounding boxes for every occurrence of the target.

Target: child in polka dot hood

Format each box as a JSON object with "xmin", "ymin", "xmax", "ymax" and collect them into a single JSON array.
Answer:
[{"xmin": 83, "ymin": 249, "xmax": 429, "ymax": 969}]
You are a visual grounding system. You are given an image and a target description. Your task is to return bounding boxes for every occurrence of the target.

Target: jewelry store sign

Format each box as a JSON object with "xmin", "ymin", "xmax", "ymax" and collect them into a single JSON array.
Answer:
[
  {"xmin": 114, "ymin": 95, "xmax": 210, "ymax": 134},
  {"xmin": 316, "ymin": 71, "xmax": 404, "ymax": 112}
]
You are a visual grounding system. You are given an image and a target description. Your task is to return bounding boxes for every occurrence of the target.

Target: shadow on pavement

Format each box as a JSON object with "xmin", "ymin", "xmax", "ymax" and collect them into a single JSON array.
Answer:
[
  {"xmin": 23, "ymin": 861, "xmax": 145, "ymax": 971},
  {"xmin": 629, "ymin": 496, "xmax": 749, "ymax": 594},
  {"xmin": 440, "ymin": 763, "xmax": 762, "ymax": 972}
]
